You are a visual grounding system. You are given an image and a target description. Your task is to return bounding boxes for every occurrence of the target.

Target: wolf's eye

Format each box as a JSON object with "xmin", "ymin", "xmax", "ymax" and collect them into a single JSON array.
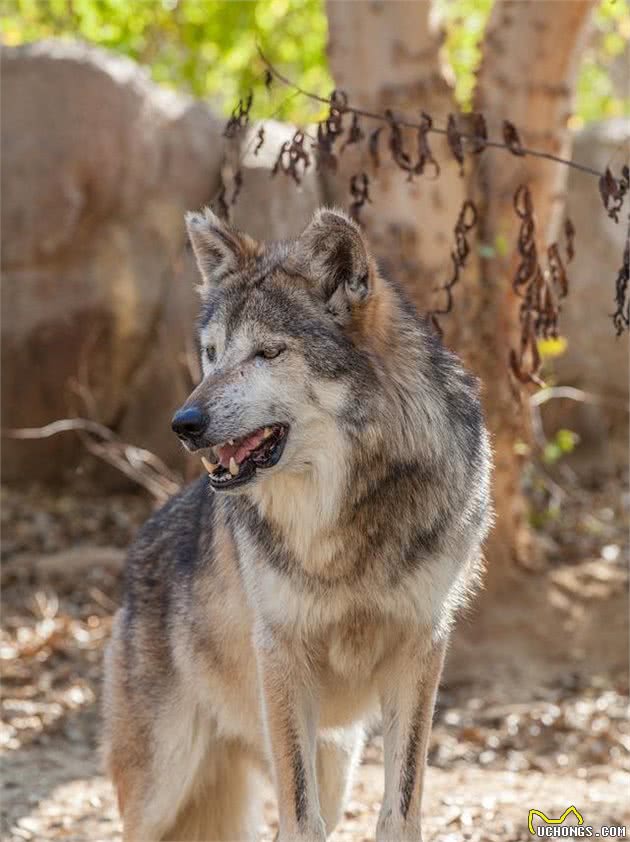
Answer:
[
  {"xmin": 205, "ymin": 345, "xmax": 216, "ymax": 364},
  {"xmin": 256, "ymin": 345, "xmax": 286, "ymax": 361}
]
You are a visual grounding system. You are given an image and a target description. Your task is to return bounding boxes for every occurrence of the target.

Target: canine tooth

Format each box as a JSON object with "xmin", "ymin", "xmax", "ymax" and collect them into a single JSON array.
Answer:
[
  {"xmin": 201, "ymin": 456, "xmax": 218, "ymax": 474},
  {"xmin": 228, "ymin": 439, "xmax": 235, "ymax": 445},
  {"xmin": 263, "ymin": 426, "xmax": 273, "ymax": 438},
  {"xmin": 229, "ymin": 457, "xmax": 239, "ymax": 476}
]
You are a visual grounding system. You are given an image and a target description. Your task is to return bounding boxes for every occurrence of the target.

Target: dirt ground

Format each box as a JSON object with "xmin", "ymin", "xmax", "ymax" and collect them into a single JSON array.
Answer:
[{"xmin": 1, "ymin": 453, "xmax": 629, "ymax": 842}]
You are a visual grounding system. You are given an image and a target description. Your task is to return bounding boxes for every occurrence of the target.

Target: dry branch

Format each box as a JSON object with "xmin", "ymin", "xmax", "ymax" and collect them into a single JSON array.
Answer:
[
  {"xmin": 258, "ymin": 48, "xmax": 604, "ymax": 178},
  {"xmin": 4, "ymin": 419, "xmax": 182, "ymax": 502},
  {"xmin": 428, "ymin": 200, "xmax": 478, "ymax": 334}
]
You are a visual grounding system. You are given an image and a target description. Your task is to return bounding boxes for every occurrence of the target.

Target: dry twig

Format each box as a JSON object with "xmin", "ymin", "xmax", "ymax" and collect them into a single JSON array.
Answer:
[{"xmin": 4, "ymin": 419, "xmax": 181, "ymax": 502}]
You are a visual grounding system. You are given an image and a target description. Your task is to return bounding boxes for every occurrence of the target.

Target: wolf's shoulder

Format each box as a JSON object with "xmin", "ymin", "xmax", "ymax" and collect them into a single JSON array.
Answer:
[{"xmin": 124, "ymin": 475, "xmax": 215, "ymax": 590}]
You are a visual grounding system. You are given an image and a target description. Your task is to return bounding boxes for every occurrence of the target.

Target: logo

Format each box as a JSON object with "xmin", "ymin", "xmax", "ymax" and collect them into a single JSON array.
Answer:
[
  {"xmin": 529, "ymin": 807, "xmax": 584, "ymax": 836},
  {"xmin": 528, "ymin": 807, "xmax": 627, "ymax": 838}
]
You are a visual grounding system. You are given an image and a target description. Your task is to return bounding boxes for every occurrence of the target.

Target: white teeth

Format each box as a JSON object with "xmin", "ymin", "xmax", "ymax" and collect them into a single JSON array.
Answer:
[
  {"xmin": 201, "ymin": 456, "xmax": 218, "ymax": 474},
  {"xmin": 229, "ymin": 457, "xmax": 239, "ymax": 476},
  {"xmin": 228, "ymin": 439, "xmax": 235, "ymax": 445}
]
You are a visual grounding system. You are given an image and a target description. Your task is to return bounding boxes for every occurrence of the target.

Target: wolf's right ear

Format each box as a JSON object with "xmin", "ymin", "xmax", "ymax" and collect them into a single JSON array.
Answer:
[{"xmin": 185, "ymin": 208, "xmax": 250, "ymax": 287}]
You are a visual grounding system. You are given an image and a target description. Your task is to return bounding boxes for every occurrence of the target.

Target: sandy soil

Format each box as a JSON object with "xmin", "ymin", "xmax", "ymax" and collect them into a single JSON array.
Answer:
[{"xmin": 1, "ymin": 457, "xmax": 628, "ymax": 841}]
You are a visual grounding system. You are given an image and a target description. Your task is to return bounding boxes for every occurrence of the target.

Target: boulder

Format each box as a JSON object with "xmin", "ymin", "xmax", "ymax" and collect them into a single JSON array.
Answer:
[
  {"xmin": 229, "ymin": 121, "xmax": 324, "ymax": 240},
  {"xmin": 1, "ymin": 41, "xmax": 224, "ymax": 483}
]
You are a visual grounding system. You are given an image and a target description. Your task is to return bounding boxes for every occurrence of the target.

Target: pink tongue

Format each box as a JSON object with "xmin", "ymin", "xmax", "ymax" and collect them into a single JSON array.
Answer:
[{"xmin": 216, "ymin": 429, "xmax": 266, "ymax": 468}]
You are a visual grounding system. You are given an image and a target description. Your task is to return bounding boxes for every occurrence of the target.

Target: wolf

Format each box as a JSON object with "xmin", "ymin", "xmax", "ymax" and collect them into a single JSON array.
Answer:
[{"xmin": 103, "ymin": 207, "xmax": 492, "ymax": 842}]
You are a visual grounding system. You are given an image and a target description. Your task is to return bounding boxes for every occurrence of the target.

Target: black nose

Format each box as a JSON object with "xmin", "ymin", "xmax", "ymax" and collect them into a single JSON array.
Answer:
[{"xmin": 171, "ymin": 406, "xmax": 207, "ymax": 439}]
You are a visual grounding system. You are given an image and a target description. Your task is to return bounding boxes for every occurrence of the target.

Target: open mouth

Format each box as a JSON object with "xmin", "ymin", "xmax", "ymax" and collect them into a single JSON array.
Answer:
[{"xmin": 200, "ymin": 424, "xmax": 289, "ymax": 491}]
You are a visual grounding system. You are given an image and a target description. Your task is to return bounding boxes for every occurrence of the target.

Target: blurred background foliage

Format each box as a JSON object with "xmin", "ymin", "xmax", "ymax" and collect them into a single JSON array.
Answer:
[
  {"xmin": 2, "ymin": 0, "xmax": 628, "ymax": 125},
  {"xmin": 435, "ymin": 0, "xmax": 629, "ymax": 125},
  {"xmin": 1, "ymin": 0, "xmax": 332, "ymax": 121}
]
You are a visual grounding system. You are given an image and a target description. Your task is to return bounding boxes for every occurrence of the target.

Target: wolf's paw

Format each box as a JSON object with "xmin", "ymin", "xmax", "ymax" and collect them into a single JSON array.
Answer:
[
  {"xmin": 375, "ymin": 808, "xmax": 423, "ymax": 842},
  {"xmin": 276, "ymin": 816, "xmax": 327, "ymax": 842}
]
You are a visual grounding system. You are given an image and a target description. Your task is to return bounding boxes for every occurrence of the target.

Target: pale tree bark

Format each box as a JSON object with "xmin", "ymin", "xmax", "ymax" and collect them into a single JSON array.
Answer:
[
  {"xmin": 325, "ymin": 0, "xmax": 596, "ymax": 586},
  {"xmin": 325, "ymin": 0, "xmax": 465, "ymax": 307},
  {"xmin": 471, "ymin": 0, "xmax": 596, "ymax": 584}
]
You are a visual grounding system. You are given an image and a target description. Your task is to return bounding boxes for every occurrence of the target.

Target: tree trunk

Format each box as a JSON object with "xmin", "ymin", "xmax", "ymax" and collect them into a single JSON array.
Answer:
[
  {"xmin": 325, "ymin": 0, "xmax": 595, "ymax": 587},
  {"xmin": 325, "ymin": 0, "xmax": 465, "ymax": 309},
  {"xmin": 472, "ymin": 0, "xmax": 596, "ymax": 585}
]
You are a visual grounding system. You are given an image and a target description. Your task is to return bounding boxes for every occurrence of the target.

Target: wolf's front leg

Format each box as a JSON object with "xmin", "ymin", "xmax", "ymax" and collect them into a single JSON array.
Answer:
[
  {"xmin": 376, "ymin": 634, "xmax": 447, "ymax": 842},
  {"xmin": 317, "ymin": 724, "xmax": 365, "ymax": 835},
  {"xmin": 257, "ymin": 632, "xmax": 326, "ymax": 842}
]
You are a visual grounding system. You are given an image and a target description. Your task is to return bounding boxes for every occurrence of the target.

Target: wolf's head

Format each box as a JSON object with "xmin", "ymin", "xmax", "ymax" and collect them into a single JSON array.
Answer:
[{"xmin": 172, "ymin": 207, "xmax": 389, "ymax": 494}]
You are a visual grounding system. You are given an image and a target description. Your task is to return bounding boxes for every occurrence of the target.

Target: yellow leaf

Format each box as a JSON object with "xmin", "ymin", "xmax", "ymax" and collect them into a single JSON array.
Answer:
[{"xmin": 538, "ymin": 336, "xmax": 568, "ymax": 359}]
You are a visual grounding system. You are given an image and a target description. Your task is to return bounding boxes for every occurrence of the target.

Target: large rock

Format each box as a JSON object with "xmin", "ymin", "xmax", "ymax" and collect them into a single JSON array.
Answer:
[
  {"xmin": 1, "ymin": 41, "xmax": 223, "ymax": 483},
  {"xmin": 548, "ymin": 119, "xmax": 629, "ymax": 447},
  {"xmin": 229, "ymin": 121, "xmax": 324, "ymax": 240}
]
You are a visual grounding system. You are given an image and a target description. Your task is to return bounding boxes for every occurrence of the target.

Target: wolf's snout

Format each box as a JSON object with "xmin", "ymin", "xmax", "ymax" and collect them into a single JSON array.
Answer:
[{"xmin": 171, "ymin": 406, "xmax": 208, "ymax": 446}]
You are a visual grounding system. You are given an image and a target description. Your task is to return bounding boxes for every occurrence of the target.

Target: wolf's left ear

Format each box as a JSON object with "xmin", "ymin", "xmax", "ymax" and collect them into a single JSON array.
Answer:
[
  {"xmin": 185, "ymin": 208, "xmax": 251, "ymax": 287},
  {"xmin": 297, "ymin": 209, "xmax": 373, "ymax": 306}
]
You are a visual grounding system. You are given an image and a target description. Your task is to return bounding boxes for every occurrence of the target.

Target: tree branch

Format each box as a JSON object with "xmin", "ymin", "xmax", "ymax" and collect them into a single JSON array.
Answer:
[
  {"xmin": 3, "ymin": 419, "xmax": 182, "ymax": 501},
  {"xmin": 258, "ymin": 48, "xmax": 603, "ymax": 180}
]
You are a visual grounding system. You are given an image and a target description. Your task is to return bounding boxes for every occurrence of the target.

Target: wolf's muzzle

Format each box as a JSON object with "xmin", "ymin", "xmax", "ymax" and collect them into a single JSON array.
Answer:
[{"xmin": 171, "ymin": 405, "xmax": 208, "ymax": 449}]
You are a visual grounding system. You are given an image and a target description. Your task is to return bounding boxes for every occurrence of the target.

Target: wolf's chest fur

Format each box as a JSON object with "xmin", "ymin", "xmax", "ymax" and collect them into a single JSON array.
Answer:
[
  {"xmin": 225, "ymin": 436, "xmax": 480, "ymax": 645},
  {"xmin": 252, "ymin": 463, "xmax": 348, "ymax": 573}
]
